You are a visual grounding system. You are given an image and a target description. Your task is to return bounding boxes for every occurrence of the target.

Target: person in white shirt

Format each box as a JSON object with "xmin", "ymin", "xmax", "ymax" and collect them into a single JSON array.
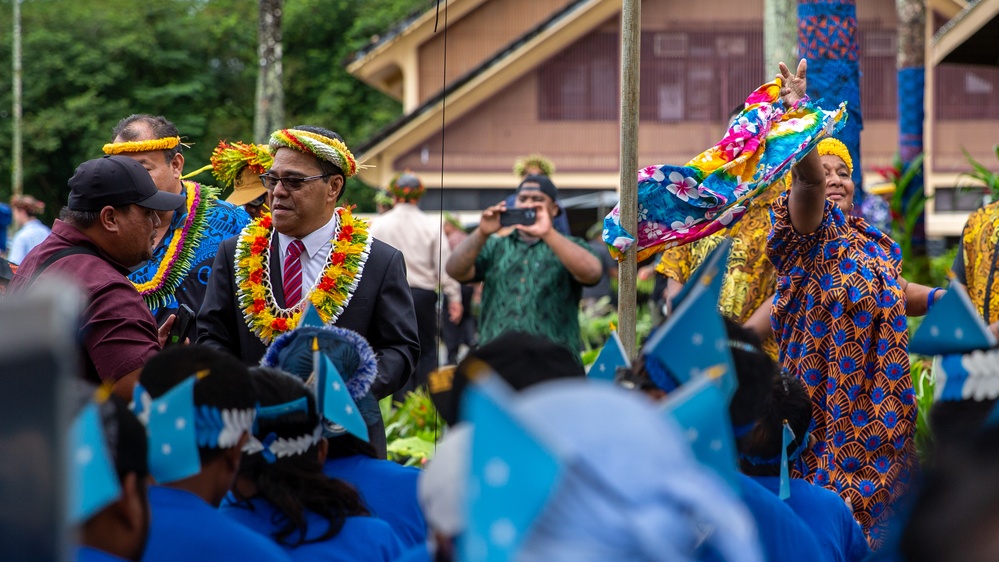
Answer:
[
  {"xmin": 369, "ymin": 172, "xmax": 462, "ymax": 399},
  {"xmin": 8, "ymin": 195, "xmax": 51, "ymax": 264}
]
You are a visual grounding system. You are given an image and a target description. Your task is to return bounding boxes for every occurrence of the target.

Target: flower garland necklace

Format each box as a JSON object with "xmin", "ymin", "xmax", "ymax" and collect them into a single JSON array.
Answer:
[
  {"xmin": 131, "ymin": 181, "xmax": 215, "ymax": 309},
  {"xmin": 234, "ymin": 207, "xmax": 371, "ymax": 344}
]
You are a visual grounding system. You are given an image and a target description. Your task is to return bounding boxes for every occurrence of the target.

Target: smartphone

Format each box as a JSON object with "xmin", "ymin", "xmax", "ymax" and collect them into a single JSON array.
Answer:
[
  {"xmin": 499, "ymin": 208, "xmax": 537, "ymax": 227},
  {"xmin": 167, "ymin": 304, "xmax": 196, "ymax": 346}
]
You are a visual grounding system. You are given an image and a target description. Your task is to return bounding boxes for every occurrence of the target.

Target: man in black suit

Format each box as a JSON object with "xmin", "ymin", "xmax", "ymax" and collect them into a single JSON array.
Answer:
[{"xmin": 197, "ymin": 126, "xmax": 419, "ymax": 408}]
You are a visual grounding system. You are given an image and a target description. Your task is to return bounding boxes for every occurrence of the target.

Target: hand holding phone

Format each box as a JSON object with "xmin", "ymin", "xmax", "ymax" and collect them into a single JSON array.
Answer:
[
  {"xmin": 166, "ymin": 304, "xmax": 196, "ymax": 347},
  {"xmin": 499, "ymin": 208, "xmax": 537, "ymax": 227}
]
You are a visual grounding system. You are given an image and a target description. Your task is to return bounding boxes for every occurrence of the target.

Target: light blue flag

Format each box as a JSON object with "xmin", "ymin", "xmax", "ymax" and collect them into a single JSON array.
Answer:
[
  {"xmin": 147, "ymin": 376, "xmax": 201, "ymax": 484},
  {"xmin": 779, "ymin": 422, "xmax": 794, "ymax": 500},
  {"xmin": 661, "ymin": 375, "xmax": 740, "ymax": 492},
  {"xmin": 643, "ymin": 240, "xmax": 737, "ymax": 401},
  {"xmin": 317, "ymin": 355, "xmax": 369, "ymax": 442},
  {"xmin": 911, "ymin": 284, "xmax": 997, "ymax": 356},
  {"xmin": 69, "ymin": 402, "xmax": 122, "ymax": 524},
  {"xmin": 459, "ymin": 377, "xmax": 564, "ymax": 562},
  {"xmin": 587, "ymin": 330, "xmax": 630, "ymax": 382},
  {"xmin": 668, "ymin": 238, "xmax": 731, "ymax": 314},
  {"xmin": 299, "ymin": 302, "xmax": 325, "ymax": 328}
]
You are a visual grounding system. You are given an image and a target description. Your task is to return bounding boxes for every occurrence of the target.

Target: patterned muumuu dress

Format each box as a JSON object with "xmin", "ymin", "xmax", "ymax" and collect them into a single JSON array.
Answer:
[{"xmin": 767, "ymin": 194, "xmax": 916, "ymax": 549}]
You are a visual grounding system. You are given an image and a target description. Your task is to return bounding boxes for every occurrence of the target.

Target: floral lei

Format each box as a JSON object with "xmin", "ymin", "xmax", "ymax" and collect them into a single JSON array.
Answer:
[
  {"xmin": 132, "ymin": 181, "xmax": 215, "ymax": 309},
  {"xmin": 234, "ymin": 208, "xmax": 371, "ymax": 344}
]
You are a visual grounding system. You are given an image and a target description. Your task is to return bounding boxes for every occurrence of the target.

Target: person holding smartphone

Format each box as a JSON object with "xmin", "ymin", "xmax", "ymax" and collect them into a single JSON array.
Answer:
[{"xmin": 445, "ymin": 175, "xmax": 602, "ymax": 361}]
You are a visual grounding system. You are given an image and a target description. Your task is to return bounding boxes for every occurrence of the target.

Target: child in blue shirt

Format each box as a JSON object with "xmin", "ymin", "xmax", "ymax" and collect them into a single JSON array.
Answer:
[
  {"xmin": 136, "ymin": 346, "xmax": 290, "ymax": 562},
  {"xmin": 740, "ymin": 372, "xmax": 870, "ymax": 562},
  {"xmin": 221, "ymin": 367, "xmax": 403, "ymax": 561},
  {"xmin": 261, "ymin": 325, "xmax": 427, "ymax": 548}
]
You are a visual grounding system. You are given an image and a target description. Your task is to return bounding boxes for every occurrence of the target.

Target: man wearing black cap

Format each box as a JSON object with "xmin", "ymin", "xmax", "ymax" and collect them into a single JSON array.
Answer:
[
  {"xmin": 446, "ymin": 175, "xmax": 602, "ymax": 358},
  {"xmin": 10, "ymin": 155, "xmax": 186, "ymax": 396}
]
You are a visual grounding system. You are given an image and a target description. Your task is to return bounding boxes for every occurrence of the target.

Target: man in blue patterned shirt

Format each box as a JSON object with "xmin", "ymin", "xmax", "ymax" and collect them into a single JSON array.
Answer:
[{"xmin": 104, "ymin": 115, "xmax": 250, "ymax": 334}]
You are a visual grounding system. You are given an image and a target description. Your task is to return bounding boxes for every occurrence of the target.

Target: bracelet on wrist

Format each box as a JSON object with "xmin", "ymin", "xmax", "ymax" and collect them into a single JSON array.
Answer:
[{"xmin": 927, "ymin": 287, "xmax": 942, "ymax": 312}]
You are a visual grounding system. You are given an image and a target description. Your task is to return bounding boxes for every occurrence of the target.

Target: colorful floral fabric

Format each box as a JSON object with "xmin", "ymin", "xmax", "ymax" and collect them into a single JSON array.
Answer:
[
  {"xmin": 767, "ymin": 194, "xmax": 915, "ymax": 549},
  {"xmin": 656, "ymin": 176, "xmax": 789, "ymax": 360},
  {"xmin": 956, "ymin": 200, "xmax": 999, "ymax": 324},
  {"xmin": 603, "ymin": 81, "xmax": 846, "ymax": 261}
]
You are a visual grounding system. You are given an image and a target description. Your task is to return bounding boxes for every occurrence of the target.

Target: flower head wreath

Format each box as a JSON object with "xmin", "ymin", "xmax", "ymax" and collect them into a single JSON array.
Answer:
[
  {"xmin": 269, "ymin": 129, "xmax": 365, "ymax": 179},
  {"xmin": 210, "ymin": 141, "xmax": 273, "ymax": 187},
  {"xmin": 103, "ymin": 136, "xmax": 183, "ymax": 155}
]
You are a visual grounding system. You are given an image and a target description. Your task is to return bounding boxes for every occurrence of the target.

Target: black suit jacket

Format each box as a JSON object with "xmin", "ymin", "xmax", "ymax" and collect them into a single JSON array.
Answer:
[{"xmin": 197, "ymin": 235, "xmax": 419, "ymax": 402}]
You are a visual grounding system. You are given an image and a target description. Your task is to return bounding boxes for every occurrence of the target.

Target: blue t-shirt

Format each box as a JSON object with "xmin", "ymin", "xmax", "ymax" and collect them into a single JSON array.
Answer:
[
  {"xmin": 141, "ymin": 486, "xmax": 290, "ymax": 562},
  {"xmin": 393, "ymin": 545, "xmax": 432, "ymax": 562},
  {"xmin": 77, "ymin": 547, "xmax": 129, "ymax": 562},
  {"xmin": 739, "ymin": 474, "xmax": 833, "ymax": 562},
  {"xmin": 220, "ymin": 496, "xmax": 403, "ymax": 562},
  {"xmin": 323, "ymin": 454, "xmax": 426, "ymax": 548},
  {"xmin": 752, "ymin": 476, "xmax": 871, "ymax": 562}
]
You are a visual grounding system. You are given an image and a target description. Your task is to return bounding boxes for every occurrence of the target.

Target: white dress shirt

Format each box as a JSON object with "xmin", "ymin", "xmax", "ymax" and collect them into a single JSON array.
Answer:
[{"xmin": 277, "ymin": 213, "xmax": 338, "ymax": 298}]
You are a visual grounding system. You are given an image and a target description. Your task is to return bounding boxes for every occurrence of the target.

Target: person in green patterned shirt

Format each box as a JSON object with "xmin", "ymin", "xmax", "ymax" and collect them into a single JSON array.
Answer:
[{"xmin": 446, "ymin": 175, "xmax": 602, "ymax": 357}]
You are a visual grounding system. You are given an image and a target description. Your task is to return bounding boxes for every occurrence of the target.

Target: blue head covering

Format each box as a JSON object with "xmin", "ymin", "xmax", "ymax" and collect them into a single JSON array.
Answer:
[
  {"xmin": 459, "ymin": 379, "xmax": 762, "ymax": 562},
  {"xmin": 262, "ymin": 325, "xmax": 380, "ymax": 437},
  {"xmin": 0, "ymin": 203, "xmax": 10, "ymax": 252}
]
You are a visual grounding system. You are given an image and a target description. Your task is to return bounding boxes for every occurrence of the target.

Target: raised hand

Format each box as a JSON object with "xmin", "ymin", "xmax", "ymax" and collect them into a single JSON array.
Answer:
[{"xmin": 777, "ymin": 58, "xmax": 808, "ymax": 107}]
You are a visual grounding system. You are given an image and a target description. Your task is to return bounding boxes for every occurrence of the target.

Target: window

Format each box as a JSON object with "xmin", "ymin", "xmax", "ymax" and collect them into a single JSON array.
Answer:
[
  {"xmin": 639, "ymin": 30, "xmax": 764, "ymax": 123},
  {"xmin": 538, "ymin": 32, "xmax": 619, "ymax": 121},
  {"xmin": 936, "ymin": 64, "xmax": 999, "ymax": 120},
  {"xmin": 932, "ymin": 187, "xmax": 987, "ymax": 212}
]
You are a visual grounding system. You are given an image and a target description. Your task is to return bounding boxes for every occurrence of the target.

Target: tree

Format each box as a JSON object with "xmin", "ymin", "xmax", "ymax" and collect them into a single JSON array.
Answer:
[
  {"xmin": 0, "ymin": 0, "xmax": 427, "ymax": 218},
  {"xmin": 764, "ymin": 0, "xmax": 798, "ymax": 76},
  {"xmin": 254, "ymin": 0, "xmax": 284, "ymax": 144}
]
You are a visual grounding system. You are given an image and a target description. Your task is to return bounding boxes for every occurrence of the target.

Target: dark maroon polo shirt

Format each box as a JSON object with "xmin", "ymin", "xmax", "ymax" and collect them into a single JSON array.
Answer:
[{"xmin": 10, "ymin": 220, "xmax": 160, "ymax": 384}]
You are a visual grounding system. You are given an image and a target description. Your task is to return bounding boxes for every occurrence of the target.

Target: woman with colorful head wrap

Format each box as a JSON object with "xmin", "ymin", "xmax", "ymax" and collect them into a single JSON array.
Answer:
[{"xmin": 767, "ymin": 60, "xmax": 942, "ymax": 548}]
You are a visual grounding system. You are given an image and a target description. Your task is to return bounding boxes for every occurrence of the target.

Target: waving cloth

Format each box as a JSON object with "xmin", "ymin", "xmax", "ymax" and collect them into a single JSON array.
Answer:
[{"xmin": 603, "ymin": 80, "xmax": 847, "ymax": 261}]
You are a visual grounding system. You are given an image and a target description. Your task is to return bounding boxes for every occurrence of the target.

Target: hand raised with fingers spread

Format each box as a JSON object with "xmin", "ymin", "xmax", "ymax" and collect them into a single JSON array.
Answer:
[{"xmin": 777, "ymin": 58, "xmax": 808, "ymax": 107}]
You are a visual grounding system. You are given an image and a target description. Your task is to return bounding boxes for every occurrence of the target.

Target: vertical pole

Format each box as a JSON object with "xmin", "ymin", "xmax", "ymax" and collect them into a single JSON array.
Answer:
[
  {"xmin": 617, "ymin": 0, "xmax": 640, "ymax": 359},
  {"xmin": 764, "ymin": 0, "xmax": 798, "ymax": 74},
  {"xmin": 254, "ymin": 0, "xmax": 285, "ymax": 144},
  {"xmin": 12, "ymin": 0, "xmax": 23, "ymax": 197}
]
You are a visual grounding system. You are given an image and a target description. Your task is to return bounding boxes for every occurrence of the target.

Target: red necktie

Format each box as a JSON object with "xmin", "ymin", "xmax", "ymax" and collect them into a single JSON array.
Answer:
[{"xmin": 283, "ymin": 240, "xmax": 305, "ymax": 306}]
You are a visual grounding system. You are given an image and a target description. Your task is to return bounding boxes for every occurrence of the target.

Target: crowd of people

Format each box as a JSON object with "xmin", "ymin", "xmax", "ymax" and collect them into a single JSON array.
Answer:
[{"xmin": 3, "ymin": 57, "xmax": 999, "ymax": 562}]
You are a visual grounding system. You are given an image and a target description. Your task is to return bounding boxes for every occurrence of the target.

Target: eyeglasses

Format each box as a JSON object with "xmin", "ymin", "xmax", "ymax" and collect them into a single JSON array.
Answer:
[{"xmin": 259, "ymin": 173, "xmax": 332, "ymax": 191}]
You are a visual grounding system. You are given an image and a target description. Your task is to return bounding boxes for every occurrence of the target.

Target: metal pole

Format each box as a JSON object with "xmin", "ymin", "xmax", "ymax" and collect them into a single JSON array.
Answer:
[
  {"xmin": 617, "ymin": 0, "xmax": 640, "ymax": 359},
  {"xmin": 12, "ymin": 0, "xmax": 23, "ymax": 197}
]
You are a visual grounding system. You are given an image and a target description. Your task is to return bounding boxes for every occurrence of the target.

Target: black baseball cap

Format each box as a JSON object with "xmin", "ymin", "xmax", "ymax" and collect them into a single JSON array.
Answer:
[
  {"xmin": 67, "ymin": 155, "xmax": 186, "ymax": 212},
  {"xmin": 516, "ymin": 174, "xmax": 558, "ymax": 203}
]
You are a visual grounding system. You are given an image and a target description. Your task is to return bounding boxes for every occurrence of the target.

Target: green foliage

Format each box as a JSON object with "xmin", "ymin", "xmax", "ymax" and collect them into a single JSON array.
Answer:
[
  {"xmin": 961, "ymin": 146, "xmax": 999, "ymax": 201},
  {"xmin": 0, "ymin": 0, "xmax": 428, "ymax": 220},
  {"xmin": 911, "ymin": 355, "xmax": 935, "ymax": 463},
  {"xmin": 381, "ymin": 388, "xmax": 442, "ymax": 467},
  {"xmin": 578, "ymin": 299, "xmax": 652, "ymax": 357},
  {"xmin": 880, "ymin": 153, "xmax": 931, "ymax": 284}
]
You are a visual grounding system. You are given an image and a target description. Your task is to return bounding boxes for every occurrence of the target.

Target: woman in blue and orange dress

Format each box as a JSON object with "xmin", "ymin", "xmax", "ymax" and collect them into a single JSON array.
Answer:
[{"xmin": 767, "ymin": 60, "xmax": 941, "ymax": 549}]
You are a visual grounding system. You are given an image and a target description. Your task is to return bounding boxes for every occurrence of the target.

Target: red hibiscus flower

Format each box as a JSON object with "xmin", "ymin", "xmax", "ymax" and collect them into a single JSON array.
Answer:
[
  {"xmin": 251, "ymin": 237, "xmax": 268, "ymax": 255},
  {"xmin": 332, "ymin": 253, "xmax": 346, "ymax": 266},
  {"xmin": 318, "ymin": 276, "xmax": 336, "ymax": 291},
  {"xmin": 249, "ymin": 269, "xmax": 264, "ymax": 284},
  {"xmin": 338, "ymin": 225, "xmax": 354, "ymax": 241},
  {"xmin": 271, "ymin": 318, "xmax": 288, "ymax": 331},
  {"xmin": 251, "ymin": 299, "xmax": 266, "ymax": 313}
]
